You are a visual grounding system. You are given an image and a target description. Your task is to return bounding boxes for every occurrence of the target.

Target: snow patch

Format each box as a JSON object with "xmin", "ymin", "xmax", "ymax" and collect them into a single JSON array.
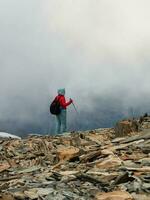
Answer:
[{"xmin": 0, "ymin": 132, "xmax": 21, "ymax": 139}]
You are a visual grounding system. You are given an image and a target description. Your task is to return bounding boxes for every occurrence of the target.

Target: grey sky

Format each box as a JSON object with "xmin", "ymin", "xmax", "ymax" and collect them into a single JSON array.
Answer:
[{"xmin": 0, "ymin": 0, "xmax": 150, "ymax": 133}]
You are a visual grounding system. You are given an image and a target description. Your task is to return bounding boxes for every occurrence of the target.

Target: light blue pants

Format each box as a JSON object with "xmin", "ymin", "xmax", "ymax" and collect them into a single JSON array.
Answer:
[{"xmin": 55, "ymin": 109, "xmax": 67, "ymax": 134}]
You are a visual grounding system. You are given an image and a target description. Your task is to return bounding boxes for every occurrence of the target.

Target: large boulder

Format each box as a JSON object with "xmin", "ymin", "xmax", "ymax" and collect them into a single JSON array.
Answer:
[{"xmin": 115, "ymin": 119, "xmax": 138, "ymax": 137}]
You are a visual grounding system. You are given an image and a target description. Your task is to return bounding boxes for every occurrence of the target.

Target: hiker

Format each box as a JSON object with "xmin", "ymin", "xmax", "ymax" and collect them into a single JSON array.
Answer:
[{"xmin": 54, "ymin": 88, "xmax": 73, "ymax": 134}]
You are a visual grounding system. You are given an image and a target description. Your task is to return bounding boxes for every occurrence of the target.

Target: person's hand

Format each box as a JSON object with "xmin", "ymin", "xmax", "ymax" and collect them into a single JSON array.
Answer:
[{"xmin": 70, "ymin": 98, "xmax": 73, "ymax": 103}]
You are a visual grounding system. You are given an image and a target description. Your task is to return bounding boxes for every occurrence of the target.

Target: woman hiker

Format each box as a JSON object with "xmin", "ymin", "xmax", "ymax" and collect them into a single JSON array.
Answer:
[{"xmin": 55, "ymin": 88, "xmax": 73, "ymax": 134}]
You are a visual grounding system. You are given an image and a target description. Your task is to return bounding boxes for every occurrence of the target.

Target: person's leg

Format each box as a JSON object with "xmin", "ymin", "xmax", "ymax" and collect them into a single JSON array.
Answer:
[
  {"xmin": 60, "ymin": 109, "xmax": 67, "ymax": 133},
  {"xmin": 55, "ymin": 115, "xmax": 61, "ymax": 134}
]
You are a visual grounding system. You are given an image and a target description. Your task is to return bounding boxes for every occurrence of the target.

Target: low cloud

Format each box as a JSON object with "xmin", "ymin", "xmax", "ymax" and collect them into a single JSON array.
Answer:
[{"xmin": 0, "ymin": 0, "xmax": 150, "ymax": 134}]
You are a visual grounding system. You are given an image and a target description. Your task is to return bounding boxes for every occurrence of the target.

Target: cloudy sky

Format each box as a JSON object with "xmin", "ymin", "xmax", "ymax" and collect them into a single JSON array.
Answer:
[{"xmin": 0, "ymin": 0, "xmax": 150, "ymax": 134}]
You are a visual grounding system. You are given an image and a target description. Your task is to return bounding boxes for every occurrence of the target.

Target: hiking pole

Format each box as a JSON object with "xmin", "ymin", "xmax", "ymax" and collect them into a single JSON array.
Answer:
[{"xmin": 72, "ymin": 102, "xmax": 78, "ymax": 114}]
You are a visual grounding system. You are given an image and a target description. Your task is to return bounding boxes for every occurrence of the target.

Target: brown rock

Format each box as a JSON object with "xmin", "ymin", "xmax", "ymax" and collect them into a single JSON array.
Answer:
[
  {"xmin": 115, "ymin": 120, "xmax": 138, "ymax": 137},
  {"xmin": 95, "ymin": 191, "xmax": 134, "ymax": 200},
  {"xmin": 24, "ymin": 189, "xmax": 38, "ymax": 199},
  {"xmin": 96, "ymin": 155, "xmax": 122, "ymax": 169},
  {"xmin": 0, "ymin": 195, "xmax": 14, "ymax": 200},
  {"xmin": 0, "ymin": 162, "xmax": 10, "ymax": 172},
  {"xmin": 57, "ymin": 146, "xmax": 80, "ymax": 161},
  {"xmin": 13, "ymin": 191, "xmax": 25, "ymax": 200}
]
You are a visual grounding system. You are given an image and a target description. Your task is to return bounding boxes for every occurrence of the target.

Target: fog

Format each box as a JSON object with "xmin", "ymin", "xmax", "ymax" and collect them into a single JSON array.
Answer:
[{"xmin": 0, "ymin": 0, "xmax": 150, "ymax": 135}]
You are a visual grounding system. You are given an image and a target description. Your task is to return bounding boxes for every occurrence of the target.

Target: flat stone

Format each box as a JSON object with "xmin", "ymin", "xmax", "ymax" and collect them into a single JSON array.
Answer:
[
  {"xmin": 138, "ymin": 158, "xmax": 150, "ymax": 166},
  {"xmin": 0, "ymin": 195, "xmax": 15, "ymax": 200},
  {"xmin": 112, "ymin": 137, "xmax": 126, "ymax": 143},
  {"xmin": 59, "ymin": 170, "xmax": 79, "ymax": 176},
  {"xmin": 132, "ymin": 193, "xmax": 150, "ymax": 200},
  {"xmin": 37, "ymin": 188, "xmax": 54, "ymax": 196},
  {"xmin": 96, "ymin": 155, "xmax": 122, "ymax": 169},
  {"xmin": 13, "ymin": 191, "xmax": 25, "ymax": 200},
  {"xmin": 62, "ymin": 190, "xmax": 80, "ymax": 199},
  {"xmin": 17, "ymin": 166, "xmax": 41, "ymax": 174},
  {"xmin": 24, "ymin": 189, "xmax": 38, "ymax": 199},
  {"xmin": 95, "ymin": 191, "xmax": 134, "ymax": 200},
  {"xmin": 142, "ymin": 182, "xmax": 150, "ymax": 192},
  {"xmin": 0, "ymin": 162, "xmax": 10, "ymax": 172},
  {"xmin": 57, "ymin": 146, "xmax": 80, "ymax": 161},
  {"xmin": 123, "ymin": 160, "xmax": 139, "ymax": 168},
  {"xmin": 45, "ymin": 192, "xmax": 65, "ymax": 200}
]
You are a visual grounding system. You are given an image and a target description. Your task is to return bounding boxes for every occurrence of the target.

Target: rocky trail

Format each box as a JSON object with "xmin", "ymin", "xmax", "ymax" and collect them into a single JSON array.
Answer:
[{"xmin": 0, "ymin": 116, "xmax": 150, "ymax": 200}]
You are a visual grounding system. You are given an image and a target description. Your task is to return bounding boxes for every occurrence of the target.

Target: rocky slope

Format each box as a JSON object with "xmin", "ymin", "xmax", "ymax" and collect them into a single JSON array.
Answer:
[{"xmin": 0, "ymin": 115, "xmax": 150, "ymax": 200}]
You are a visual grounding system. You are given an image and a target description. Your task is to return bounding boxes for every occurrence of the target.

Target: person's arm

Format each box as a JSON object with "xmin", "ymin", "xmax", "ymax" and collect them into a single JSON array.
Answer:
[{"xmin": 60, "ymin": 96, "xmax": 73, "ymax": 107}]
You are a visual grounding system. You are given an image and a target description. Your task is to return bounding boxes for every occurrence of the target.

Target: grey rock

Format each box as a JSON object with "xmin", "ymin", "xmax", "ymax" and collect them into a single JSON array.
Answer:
[
  {"xmin": 45, "ymin": 192, "xmax": 65, "ymax": 200},
  {"xmin": 142, "ymin": 183, "xmax": 150, "ymax": 193}
]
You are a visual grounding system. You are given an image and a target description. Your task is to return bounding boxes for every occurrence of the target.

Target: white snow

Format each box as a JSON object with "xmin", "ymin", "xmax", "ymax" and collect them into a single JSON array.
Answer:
[{"xmin": 0, "ymin": 132, "xmax": 21, "ymax": 139}]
